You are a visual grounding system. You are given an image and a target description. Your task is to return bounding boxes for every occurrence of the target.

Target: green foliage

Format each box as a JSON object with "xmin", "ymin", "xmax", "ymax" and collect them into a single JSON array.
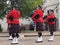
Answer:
[
  {"xmin": 19, "ymin": 0, "xmax": 43, "ymax": 18},
  {"xmin": 0, "ymin": 2, "xmax": 7, "ymax": 19},
  {"xmin": 0, "ymin": 0, "xmax": 7, "ymax": 2},
  {"xmin": 0, "ymin": 0, "xmax": 43, "ymax": 19}
]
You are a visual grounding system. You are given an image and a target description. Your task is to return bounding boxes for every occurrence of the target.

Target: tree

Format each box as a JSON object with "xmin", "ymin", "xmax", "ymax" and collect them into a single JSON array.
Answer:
[
  {"xmin": 0, "ymin": 0, "xmax": 43, "ymax": 19},
  {"xmin": 0, "ymin": 0, "xmax": 7, "ymax": 2},
  {"xmin": 19, "ymin": 0, "xmax": 43, "ymax": 18},
  {"xmin": 0, "ymin": 2, "xmax": 7, "ymax": 19}
]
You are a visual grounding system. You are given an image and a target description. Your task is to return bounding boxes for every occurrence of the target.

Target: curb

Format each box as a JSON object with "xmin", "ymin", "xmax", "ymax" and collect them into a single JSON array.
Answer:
[
  {"xmin": 0, "ymin": 34, "xmax": 60, "ymax": 37},
  {"xmin": 24, "ymin": 35, "xmax": 60, "ymax": 37}
]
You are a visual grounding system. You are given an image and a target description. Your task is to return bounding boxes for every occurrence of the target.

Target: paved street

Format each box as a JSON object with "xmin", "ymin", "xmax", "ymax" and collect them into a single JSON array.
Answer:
[
  {"xmin": 0, "ymin": 32, "xmax": 60, "ymax": 45},
  {"xmin": 0, "ymin": 36, "xmax": 60, "ymax": 45}
]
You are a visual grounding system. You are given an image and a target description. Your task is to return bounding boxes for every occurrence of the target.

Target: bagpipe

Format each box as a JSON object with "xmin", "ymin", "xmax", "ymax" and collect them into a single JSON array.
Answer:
[
  {"xmin": 48, "ymin": 17, "xmax": 56, "ymax": 22},
  {"xmin": 34, "ymin": 14, "xmax": 40, "ymax": 19},
  {"xmin": 9, "ymin": 15, "xmax": 13, "ymax": 21},
  {"xmin": 30, "ymin": 12, "xmax": 40, "ymax": 20}
]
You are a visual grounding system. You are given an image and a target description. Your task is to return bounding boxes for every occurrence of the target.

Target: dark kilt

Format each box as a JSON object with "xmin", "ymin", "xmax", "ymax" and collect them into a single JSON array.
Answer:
[
  {"xmin": 9, "ymin": 24, "xmax": 20, "ymax": 33},
  {"xmin": 36, "ymin": 22, "xmax": 44, "ymax": 31},
  {"xmin": 49, "ymin": 24, "xmax": 56, "ymax": 32}
]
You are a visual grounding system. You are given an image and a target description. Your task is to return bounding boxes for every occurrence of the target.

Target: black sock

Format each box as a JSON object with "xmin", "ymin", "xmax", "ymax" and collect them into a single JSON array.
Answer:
[
  {"xmin": 12, "ymin": 33, "xmax": 15, "ymax": 38},
  {"xmin": 16, "ymin": 33, "xmax": 19, "ymax": 38},
  {"xmin": 50, "ymin": 31, "xmax": 53, "ymax": 36},
  {"xmin": 38, "ymin": 32, "xmax": 42, "ymax": 37},
  {"xmin": 9, "ymin": 33, "xmax": 11, "ymax": 36}
]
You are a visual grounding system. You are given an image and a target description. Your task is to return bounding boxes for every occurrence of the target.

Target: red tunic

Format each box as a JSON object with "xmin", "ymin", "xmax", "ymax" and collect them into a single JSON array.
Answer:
[
  {"xmin": 46, "ymin": 13, "xmax": 55, "ymax": 24},
  {"xmin": 7, "ymin": 9, "xmax": 20, "ymax": 24},
  {"xmin": 31, "ymin": 9, "xmax": 44, "ymax": 23}
]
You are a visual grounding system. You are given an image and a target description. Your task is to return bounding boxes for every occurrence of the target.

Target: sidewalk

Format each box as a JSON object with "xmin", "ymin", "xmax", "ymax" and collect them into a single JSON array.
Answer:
[{"xmin": 0, "ymin": 31, "xmax": 60, "ymax": 37}]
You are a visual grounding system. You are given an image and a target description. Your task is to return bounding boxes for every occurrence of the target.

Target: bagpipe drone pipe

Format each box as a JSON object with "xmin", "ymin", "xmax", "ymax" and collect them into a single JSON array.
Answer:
[{"xmin": 48, "ymin": 17, "xmax": 56, "ymax": 22}]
